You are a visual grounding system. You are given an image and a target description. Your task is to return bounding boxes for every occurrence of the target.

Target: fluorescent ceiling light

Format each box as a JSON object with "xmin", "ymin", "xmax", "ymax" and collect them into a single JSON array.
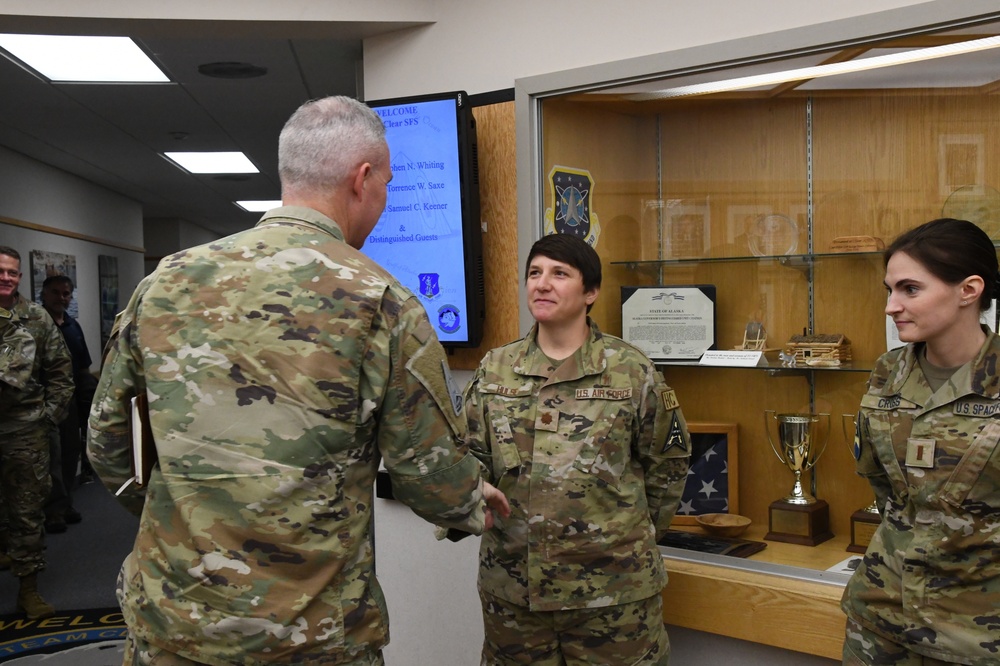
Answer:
[
  {"xmin": 235, "ymin": 200, "xmax": 282, "ymax": 212},
  {"xmin": 0, "ymin": 34, "xmax": 169, "ymax": 83},
  {"xmin": 639, "ymin": 34, "xmax": 1000, "ymax": 99},
  {"xmin": 164, "ymin": 152, "xmax": 259, "ymax": 174}
]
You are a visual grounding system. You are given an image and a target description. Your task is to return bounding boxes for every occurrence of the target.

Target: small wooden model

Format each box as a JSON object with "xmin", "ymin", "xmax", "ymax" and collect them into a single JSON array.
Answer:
[{"xmin": 783, "ymin": 333, "xmax": 852, "ymax": 367}]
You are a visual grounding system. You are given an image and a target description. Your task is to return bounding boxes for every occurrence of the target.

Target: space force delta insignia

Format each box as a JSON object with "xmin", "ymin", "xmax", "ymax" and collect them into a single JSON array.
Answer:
[
  {"xmin": 663, "ymin": 413, "xmax": 689, "ymax": 454},
  {"xmin": 543, "ymin": 165, "xmax": 601, "ymax": 246}
]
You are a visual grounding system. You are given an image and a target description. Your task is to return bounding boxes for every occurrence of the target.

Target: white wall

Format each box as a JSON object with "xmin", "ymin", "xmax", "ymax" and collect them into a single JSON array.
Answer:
[
  {"xmin": 0, "ymin": 146, "xmax": 145, "ymax": 367},
  {"xmin": 362, "ymin": 0, "xmax": 951, "ymax": 97}
]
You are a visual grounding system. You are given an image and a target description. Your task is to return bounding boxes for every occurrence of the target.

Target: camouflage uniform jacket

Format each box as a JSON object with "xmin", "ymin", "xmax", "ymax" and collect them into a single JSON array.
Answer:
[
  {"xmin": 0, "ymin": 306, "xmax": 36, "ymax": 412},
  {"xmin": 88, "ymin": 206, "xmax": 489, "ymax": 666},
  {"xmin": 842, "ymin": 331, "xmax": 1000, "ymax": 664},
  {"xmin": 465, "ymin": 320, "xmax": 691, "ymax": 612},
  {"xmin": 0, "ymin": 294, "xmax": 73, "ymax": 434}
]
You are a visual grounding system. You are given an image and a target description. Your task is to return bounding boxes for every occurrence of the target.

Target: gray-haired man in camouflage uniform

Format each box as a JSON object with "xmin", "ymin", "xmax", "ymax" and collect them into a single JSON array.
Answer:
[
  {"xmin": 0, "ymin": 246, "xmax": 75, "ymax": 620},
  {"xmin": 89, "ymin": 96, "xmax": 509, "ymax": 666}
]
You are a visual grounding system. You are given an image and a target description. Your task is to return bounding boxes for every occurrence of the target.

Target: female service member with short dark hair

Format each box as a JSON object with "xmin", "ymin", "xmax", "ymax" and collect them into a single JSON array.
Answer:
[{"xmin": 464, "ymin": 233, "xmax": 691, "ymax": 665}]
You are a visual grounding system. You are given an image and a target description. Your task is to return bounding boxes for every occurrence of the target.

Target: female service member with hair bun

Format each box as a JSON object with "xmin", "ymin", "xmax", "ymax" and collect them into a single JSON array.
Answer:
[{"xmin": 842, "ymin": 218, "xmax": 1000, "ymax": 665}]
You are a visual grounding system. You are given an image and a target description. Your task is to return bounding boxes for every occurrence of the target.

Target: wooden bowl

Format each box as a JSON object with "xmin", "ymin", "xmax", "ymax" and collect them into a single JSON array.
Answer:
[{"xmin": 695, "ymin": 513, "xmax": 751, "ymax": 538}]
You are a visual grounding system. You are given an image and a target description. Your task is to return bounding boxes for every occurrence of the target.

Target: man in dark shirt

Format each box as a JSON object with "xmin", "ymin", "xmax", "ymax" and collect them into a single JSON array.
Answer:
[{"xmin": 40, "ymin": 275, "xmax": 92, "ymax": 532}]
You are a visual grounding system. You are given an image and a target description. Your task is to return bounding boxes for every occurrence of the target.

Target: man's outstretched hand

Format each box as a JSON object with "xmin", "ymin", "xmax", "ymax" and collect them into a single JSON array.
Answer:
[{"xmin": 483, "ymin": 482, "xmax": 511, "ymax": 530}]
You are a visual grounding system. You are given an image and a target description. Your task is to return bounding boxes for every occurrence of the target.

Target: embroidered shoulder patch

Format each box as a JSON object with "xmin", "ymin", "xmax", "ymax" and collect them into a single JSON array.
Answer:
[{"xmin": 663, "ymin": 413, "xmax": 688, "ymax": 454}]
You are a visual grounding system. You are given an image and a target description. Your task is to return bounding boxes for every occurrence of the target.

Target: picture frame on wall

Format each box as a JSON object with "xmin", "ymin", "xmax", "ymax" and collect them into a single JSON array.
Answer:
[
  {"xmin": 662, "ymin": 199, "xmax": 710, "ymax": 259},
  {"xmin": 671, "ymin": 421, "xmax": 739, "ymax": 526},
  {"xmin": 30, "ymin": 249, "xmax": 78, "ymax": 318},
  {"xmin": 98, "ymin": 255, "xmax": 120, "ymax": 353}
]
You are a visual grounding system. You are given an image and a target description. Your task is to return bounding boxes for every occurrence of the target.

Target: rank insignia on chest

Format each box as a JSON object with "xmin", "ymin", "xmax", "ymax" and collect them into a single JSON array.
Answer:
[
  {"xmin": 905, "ymin": 438, "xmax": 935, "ymax": 468},
  {"xmin": 535, "ymin": 408, "xmax": 559, "ymax": 432}
]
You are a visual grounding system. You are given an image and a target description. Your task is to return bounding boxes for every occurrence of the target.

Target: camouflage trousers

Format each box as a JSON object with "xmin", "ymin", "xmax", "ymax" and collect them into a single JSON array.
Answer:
[
  {"xmin": 480, "ymin": 591, "xmax": 669, "ymax": 665},
  {"xmin": 0, "ymin": 422, "xmax": 52, "ymax": 576},
  {"xmin": 123, "ymin": 630, "xmax": 385, "ymax": 665},
  {"xmin": 843, "ymin": 617, "xmax": 960, "ymax": 665}
]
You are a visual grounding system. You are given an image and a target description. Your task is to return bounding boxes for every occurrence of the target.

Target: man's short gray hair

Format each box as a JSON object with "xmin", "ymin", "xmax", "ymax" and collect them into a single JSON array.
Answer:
[{"xmin": 278, "ymin": 96, "xmax": 387, "ymax": 194}]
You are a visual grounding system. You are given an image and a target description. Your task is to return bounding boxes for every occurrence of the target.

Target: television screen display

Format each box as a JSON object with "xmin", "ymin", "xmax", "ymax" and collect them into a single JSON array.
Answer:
[{"xmin": 363, "ymin": 91, "xmax": 484, "ymax": 347}]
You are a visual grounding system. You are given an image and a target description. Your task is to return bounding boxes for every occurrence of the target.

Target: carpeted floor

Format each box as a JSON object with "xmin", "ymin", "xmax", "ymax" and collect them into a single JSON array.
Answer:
[{"xmin": 0, "ymin": 480, "xmax": 138, "ymax": 663}]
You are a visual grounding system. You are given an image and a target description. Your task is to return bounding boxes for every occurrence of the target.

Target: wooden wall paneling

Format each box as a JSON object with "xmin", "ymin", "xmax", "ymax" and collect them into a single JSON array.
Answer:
[
  {"xmin": 812, "ymin": 93, "xmax": 1000, "ymax": 250},
  {"xmin": 813, "ymin": 254, "xmax": 887, "ymax": 367},
  {"xmin": 539, "ymin": 99, "xmax": 660, "ymax": 336},
  {"xmin": 658, "ymin": 99, "xmax": 809, "ymax": 259},
  {"xmin": 449, "ymin": 101, "xmax": 520, "ymax": 370}
]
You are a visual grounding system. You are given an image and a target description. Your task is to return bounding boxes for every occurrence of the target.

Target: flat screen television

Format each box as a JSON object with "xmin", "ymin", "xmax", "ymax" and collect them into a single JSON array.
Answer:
[{"xmin": 362, "ymin": 90, "xmax": 484, "ymax": 348}]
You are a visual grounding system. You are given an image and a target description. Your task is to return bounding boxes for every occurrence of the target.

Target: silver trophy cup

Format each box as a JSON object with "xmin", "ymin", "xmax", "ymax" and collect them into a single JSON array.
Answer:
[{"xmin": 764, "ymin": 411, "xmax": 830, "ymax": 505}]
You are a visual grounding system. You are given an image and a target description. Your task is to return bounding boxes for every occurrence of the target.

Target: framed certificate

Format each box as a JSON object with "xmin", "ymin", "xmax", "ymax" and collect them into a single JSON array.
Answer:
[{"xmin": 621, "ymin": 285, "xmax": 716, "ymax": 361}]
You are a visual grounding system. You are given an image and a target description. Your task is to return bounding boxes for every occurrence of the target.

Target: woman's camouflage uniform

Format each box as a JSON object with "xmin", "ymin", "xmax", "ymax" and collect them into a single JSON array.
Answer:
[
  {"xmin": 466, "ymin": 320, "xmax": 690, "ymax": 613},
  {"xmin": 843, "ymin": 330, "xmax": 1000, "ymax": 664}
]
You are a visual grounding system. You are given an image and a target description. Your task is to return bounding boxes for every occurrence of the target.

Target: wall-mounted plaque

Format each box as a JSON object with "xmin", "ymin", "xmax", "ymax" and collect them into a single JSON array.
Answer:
[{"xmin": 621, "ymin": 285, "xmax": 716, "ymax": 361}]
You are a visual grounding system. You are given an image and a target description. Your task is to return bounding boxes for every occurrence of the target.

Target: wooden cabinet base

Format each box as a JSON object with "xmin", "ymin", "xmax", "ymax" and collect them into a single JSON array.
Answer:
[{"xmin": 661, "ymin": 556, "xmax": 846, "ymax": 660}]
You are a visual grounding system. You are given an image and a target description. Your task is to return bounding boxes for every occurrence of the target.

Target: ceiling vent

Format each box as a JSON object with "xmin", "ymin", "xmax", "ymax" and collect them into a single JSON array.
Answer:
[{"xmin": 197, "ymin": 61, "xmax": 267, "ymax": 79}]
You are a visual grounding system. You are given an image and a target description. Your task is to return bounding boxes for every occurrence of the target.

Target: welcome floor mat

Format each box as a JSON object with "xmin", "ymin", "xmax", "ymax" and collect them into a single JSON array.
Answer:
[{"xmin": 0, "ymin": 607, "xmax": 125, "ymax": 664}]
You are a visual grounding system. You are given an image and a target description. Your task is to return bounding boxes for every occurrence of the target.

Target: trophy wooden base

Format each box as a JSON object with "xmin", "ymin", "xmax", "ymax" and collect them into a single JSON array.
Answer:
[
  {"xmin": 847, "ymin": 508, "xmax": 882, "ymax": 553},
  {"xmin": 765, "ymin": 499, "xmax": 833, "ymax": 546}
]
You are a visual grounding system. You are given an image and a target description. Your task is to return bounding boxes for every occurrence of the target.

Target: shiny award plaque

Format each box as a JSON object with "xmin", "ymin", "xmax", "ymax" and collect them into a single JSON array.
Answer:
[
  {"xmin": 842, "ymin": 414, "xmax": 881, "ymax": 553},
  {"xmin": 763, "ymin": 411, "xmax": 833, "ymax": 546}
]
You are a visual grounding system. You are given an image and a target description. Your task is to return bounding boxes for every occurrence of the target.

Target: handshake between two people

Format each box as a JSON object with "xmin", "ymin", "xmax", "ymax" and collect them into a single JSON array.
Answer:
[
  {"xmin": 436, "ymin": 481, "xmax": 511, "ymax": 542},
  {"xmin": 482, "ymin": 482, "xmax": 511, "ymax": 530}
]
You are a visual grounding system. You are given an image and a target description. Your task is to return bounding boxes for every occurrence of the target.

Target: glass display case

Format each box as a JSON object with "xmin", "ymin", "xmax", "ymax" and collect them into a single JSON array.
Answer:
[{"xmin": 516, "ymin": 7, "xmax": 1000, "ymax": 657}]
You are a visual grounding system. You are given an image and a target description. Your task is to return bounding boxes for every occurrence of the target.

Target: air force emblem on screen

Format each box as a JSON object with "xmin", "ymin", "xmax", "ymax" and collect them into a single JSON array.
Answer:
[{"xmin": 419, "ymin": 273, "xmax": 440, "ymax": 299}]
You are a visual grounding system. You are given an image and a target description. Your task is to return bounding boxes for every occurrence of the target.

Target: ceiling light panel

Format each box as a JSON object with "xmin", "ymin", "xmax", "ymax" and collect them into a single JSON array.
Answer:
[
  {"xmin": 235, "ymin": 200, "xmax": 281, "ymax": 212},
  {"xmin": 164, "ymin": 152, "xmax": 259, "ymax": 174},
  {"xmin": 0, "ymin": 34, "xmax": 169, "ymax": 83}
]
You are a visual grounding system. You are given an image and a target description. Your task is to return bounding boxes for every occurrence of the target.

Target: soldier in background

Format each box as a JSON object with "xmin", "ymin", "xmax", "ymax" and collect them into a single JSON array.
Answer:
[
  {"xmin": 0, "ymin": 246, "xmax": 74, "ymax": 620},
  {"xmin": 39, "ymin": 275, "xmax": 93, "ymax": 532},
  {"xmin": 0, "ymin": 306, "xmax": 35, "ymax": 412},
  {"xmin": 843, "ymin": 218, "xmax": 1000, "ymax": 665},
  {"xmin": 464, "ymin": 233, "xmax": 691, "ymax": 665},
  {"xmin": 88, "ymin": 95, "xmax": 508, "ymax": 666}
]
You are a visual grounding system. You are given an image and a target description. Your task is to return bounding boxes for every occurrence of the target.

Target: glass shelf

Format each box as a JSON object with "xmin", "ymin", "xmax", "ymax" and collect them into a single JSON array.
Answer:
[
  {"xmin": 656, "ymin": 359, "xmax": 874, "ymax": 374},
  {"xmin": 612, "ymin": 249, "xmax": 884, "ymax": 269},
  {"xmin": 613, "ymin": 243, "xmax": 1000, "ymax": 269}
]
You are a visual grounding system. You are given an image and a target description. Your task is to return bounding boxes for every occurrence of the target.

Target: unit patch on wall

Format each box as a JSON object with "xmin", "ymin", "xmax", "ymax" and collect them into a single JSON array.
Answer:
[{"xmin": 544, "ymin": 165, "xmax": 601, "ymax": 246}]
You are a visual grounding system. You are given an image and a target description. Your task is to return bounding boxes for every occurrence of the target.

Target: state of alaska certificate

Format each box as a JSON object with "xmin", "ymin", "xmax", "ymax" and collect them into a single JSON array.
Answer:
[{"xmin": 621, "ymin": 285, "xmax": 716, "ymax": 361}]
